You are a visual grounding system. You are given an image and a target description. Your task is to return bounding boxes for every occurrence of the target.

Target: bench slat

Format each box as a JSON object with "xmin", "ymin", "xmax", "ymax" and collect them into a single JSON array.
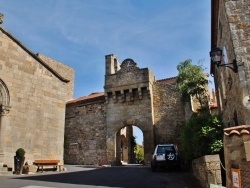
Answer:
[{"xmin": 34, "ymin": 160, "xmax": 60, "ymax": 164}]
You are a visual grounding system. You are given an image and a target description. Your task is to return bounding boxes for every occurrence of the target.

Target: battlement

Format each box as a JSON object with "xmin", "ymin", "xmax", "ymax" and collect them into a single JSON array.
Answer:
[{"xmin": 105, "ymin": 87, "xmax": 150, "ymax": 103}]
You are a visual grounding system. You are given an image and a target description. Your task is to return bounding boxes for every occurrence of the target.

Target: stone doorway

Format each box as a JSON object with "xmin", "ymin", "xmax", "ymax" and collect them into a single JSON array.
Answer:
[
  {"xmin": 106, "ymin": 120, "xmax": 154, "ymax": 166},
  {"xmin": 117, "ymin": 125, "xmax": 144, "ymax": 165}
]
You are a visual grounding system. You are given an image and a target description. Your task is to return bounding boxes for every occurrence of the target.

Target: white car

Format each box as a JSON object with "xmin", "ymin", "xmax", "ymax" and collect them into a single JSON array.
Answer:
[{"xmin": 151, "ymin": 144, "xmax": 181, "ymax": 171}]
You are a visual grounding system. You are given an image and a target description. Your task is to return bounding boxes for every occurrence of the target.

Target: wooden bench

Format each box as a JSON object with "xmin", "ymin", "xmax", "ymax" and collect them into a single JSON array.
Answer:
[{"xmin": 34, "ymin": 160, "xmax": 63, "ymax": 172}]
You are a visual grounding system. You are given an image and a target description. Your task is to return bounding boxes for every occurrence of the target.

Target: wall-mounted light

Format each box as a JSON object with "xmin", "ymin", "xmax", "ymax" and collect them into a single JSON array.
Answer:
[{"xmin": 210, "ymin": 47, "xmax": 238, "ymax": 73}]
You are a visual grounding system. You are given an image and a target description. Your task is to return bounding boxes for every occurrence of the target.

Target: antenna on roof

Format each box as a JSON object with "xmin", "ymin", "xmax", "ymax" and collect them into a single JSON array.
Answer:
[{"xmin": 0, "ymin": 13, "xmax": 4, "ymax": 24}]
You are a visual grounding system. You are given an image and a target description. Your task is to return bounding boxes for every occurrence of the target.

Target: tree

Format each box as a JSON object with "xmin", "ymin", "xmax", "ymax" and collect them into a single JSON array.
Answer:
[
  {"xmin": 177, "ymin": 59, "xmax": 209, "ymax": 110},
  {"xmin": 135, "ymin": 144, "xmax": 144, "ymax": 163},
  {"xmin": 180, "ymin": 113, "xmax": 223, "ymax": 160},
  {"xmin": 177, "ymin": 59, "xmax": 223, "ymax": 161}
]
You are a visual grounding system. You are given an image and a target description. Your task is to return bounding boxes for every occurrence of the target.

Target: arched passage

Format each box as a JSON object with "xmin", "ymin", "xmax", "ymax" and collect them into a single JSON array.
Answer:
[
  {"xmin": 107, "ymin": 119, "xmax": 155, "ymax": 165},
  {"xmin": 115, "ymin": 124, "xmax": 146, "ymax": 165}
]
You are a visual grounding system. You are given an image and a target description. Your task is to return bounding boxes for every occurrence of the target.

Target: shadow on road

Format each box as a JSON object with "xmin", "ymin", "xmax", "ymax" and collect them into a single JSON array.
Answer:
[{"xmin": 11, "ymin": 166, "xmax": 201, "ymax": 188}]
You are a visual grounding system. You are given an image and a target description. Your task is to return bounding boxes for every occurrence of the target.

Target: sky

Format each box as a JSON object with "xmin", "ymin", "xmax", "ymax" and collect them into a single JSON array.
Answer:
[{"xmin": 0, "ymin": 1, "xmax": 212, "ymax": 145}]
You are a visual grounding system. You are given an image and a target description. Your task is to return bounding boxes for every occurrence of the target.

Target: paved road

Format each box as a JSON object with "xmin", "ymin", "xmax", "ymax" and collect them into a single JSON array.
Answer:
[{"xmin": 0, "ymin": 165, "xmax": 202, "ymax": 188}]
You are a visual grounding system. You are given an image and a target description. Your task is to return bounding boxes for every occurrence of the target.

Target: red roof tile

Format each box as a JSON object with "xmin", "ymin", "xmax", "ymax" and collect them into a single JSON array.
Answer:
[
  {"xmin": 224, "ymin": 125, "xmax": 250, "ymax": 136},
  {"xmin": 67, "ymin": 92, "xmax": 105, "ymax": 104},
  {"xmin": 157, "ymin": 77, "xmax": 178, "ymax": 84}
]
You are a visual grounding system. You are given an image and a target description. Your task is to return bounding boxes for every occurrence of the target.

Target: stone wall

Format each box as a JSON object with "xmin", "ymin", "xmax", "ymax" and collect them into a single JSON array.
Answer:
[
  {"xmin": 65, "ymin": 94, "xmax": 106, "ymax": 165},
  {"xmin": 212, "ymin": 0, "xmax": 250, "ymax": 126},
  {"xmin": 105, "ymin": 87, "xmax": 154, "ymax": 164},
  {"xmin": 0, "ymin": 26, "xmax": 74, "ymax": 167},
  {"xmin": 37, "ymin": 53, "xmax": 74, "ymax": 100},
  {"xmin": 211, "ymin": 1, "xmax": 250, "ymax": 186},
  {"xmin": 223, "ymin": 125, "xmax": 250, "ymax": 188},
  {"xmin": 192, "ymin": 154, "xmax": 222, "ymax": 188},
  {"xmin": 153, "ymin": 79, "xmax": 185, "ymax": 145}
]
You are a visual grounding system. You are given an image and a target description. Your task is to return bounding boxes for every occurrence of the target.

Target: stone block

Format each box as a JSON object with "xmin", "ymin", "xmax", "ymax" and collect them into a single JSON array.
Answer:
[{"xmin": 28, "ymin": 165, "xmax": 38, "ymax": 173}]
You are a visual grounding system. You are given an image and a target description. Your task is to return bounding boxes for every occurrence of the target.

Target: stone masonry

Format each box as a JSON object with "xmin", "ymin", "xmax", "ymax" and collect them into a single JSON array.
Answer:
[
  {"xmin": 211, "ymin": 0, "xmax": 250, "ymax": 186},
  {"xmin": 211, "ymin": 0, "xmax": 250, "ymax": 126},
  {"xmin": 65, "ymin": 55, "xmax": 187, "ymax": 165},
  {"xmin": 223, "ymin": 125, "xmax": 250, "ymax": 188},
  {"xmin": 192, "ymin": 154, "xmax": 222, "ymax": 188},
  {"xmin": 0, "ymin": 25, "xmax": 74, "ymax": 168}
]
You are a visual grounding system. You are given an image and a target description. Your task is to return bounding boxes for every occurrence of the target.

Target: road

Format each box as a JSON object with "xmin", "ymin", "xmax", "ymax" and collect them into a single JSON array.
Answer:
[{"xmin": 0, "ymin": 165, "xmax": 202, "ymax": 188}]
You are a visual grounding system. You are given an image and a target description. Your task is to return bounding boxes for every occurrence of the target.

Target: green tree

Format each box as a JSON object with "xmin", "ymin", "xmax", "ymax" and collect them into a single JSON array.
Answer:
[
  {"xmin": 180, "ymin": 113, "xmax": 223, "ymax": 160},
  {"xmin": 177, "ymin": 59, "xmax": 209, "ymax": 110},
  {"xmin": 135, "ymin": 144, "xmax": 144, "ymax": 163},
  {"xmin": 177, "ymin": 59, "xmax": 223, "ymax": 161}
]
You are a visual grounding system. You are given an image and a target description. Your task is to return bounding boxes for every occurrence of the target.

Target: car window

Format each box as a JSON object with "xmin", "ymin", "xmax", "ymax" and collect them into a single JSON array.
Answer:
[{"xmin": 157, "ymin": 146, "xmax": 174, "ymax": 154}]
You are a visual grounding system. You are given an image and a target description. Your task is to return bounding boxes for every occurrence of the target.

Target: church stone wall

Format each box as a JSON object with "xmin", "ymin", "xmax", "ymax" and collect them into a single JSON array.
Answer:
[
  {"xmin": 0, "ymin": 26, "xmax": 74, "ymax": 167},
  {"xmin": 37, "ymin": 53, "xmax": 74, "ymax": 100}
]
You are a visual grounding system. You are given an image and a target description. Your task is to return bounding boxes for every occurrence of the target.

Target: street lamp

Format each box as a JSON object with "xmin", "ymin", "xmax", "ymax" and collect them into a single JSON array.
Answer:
[{"xmin": 210, "ymin": 47, "xmax": 238, "ymax": 73}]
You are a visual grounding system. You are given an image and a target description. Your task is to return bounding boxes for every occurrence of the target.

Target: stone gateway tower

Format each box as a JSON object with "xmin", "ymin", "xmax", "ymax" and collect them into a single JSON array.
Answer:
[{"xmin": 65, "ymin": 54, "xmax": 188, "ymax": 165}]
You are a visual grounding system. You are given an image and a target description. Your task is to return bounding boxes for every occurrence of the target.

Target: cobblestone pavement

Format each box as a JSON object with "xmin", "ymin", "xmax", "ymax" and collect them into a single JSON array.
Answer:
[{"xmin": 0, "ymin": 165, "xmax": 202, "ymax": 188}]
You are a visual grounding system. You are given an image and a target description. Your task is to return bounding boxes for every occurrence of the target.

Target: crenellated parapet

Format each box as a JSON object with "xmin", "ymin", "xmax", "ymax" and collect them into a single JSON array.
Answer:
[{"xmin": 105, "ymin": 87, "xmax": 151, "ymax": 103}]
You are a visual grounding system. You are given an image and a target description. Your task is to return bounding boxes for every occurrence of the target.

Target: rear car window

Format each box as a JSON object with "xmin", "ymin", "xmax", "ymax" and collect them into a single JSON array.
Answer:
[{"xmin": 157, "ymin": 146, "xmax": 174, "ymax": 154}]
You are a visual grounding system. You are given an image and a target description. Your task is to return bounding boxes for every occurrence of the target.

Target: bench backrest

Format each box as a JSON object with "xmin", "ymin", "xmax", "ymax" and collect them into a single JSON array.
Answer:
[{"xmin": 34, "ymin": 160, "xmax": 60, "ymax": 164}]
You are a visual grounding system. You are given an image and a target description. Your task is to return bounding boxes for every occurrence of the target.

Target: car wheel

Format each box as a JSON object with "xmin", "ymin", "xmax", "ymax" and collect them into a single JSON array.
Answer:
[{"xmin": 165, "ymin": 151, "xmax": 176, "ymax": 161}]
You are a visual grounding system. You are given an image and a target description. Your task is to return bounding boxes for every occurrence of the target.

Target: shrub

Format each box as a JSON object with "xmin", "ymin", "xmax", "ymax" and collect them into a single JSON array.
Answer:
[
  {"xmin": 180, "ymin": 112, "xmax": 223, "ymax": 161},
  {"xmin": 16, "ymin": 148, "xmax": 25, "ymax": 157}
]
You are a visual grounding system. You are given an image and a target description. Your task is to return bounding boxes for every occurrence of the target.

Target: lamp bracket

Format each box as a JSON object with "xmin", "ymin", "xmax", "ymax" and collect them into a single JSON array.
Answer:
[{"xmin": 216, "ymin": 59, "xmax": 243, "ymax": 73}]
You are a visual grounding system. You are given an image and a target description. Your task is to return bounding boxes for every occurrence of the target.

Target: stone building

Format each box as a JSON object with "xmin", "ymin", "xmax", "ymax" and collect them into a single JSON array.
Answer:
[
  {"xmin": 211, "ymin": 0, "xmax": 250, "ymax": 187},
  {"xmin": 0, "ymin": 23, "xmax": 74, "ymax": 168},
  {"xmin": 65, "ymin": 55, "xmax": 190, "ymax": 165},
  {"xmin": 211, "ymin": 0, "xmax": 250, "ymax": 125}
]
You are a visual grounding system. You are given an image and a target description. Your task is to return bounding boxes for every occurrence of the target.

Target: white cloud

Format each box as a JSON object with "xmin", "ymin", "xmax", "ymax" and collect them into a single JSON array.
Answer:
[{"xmin": 0, "ymin": 0, "xmax": 211, "ymax": 97}]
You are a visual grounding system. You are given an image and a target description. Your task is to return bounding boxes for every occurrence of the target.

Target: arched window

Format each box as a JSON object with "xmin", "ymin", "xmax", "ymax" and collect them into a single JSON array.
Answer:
[{"xmin": 0, "ymin": 79, "xmax": 11, "ymax": 115}]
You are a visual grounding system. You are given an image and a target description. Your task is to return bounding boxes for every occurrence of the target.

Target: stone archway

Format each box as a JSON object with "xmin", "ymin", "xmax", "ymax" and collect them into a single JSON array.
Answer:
[
  {"xmin": 0, "ymin": 79, "xmax": 11, "ymax": 161},
  {"xmin": 107, "ymin": 124, "xmax": 135, "ymax": 165},
  {"xmin": 0, "ymin": 79, "xmax": 11, "ymax": 115},
  {"xmin": 107, "ymin": 120, "xmax": 154, "ymax": 166},
  {"xmin": 118, "ymin": 126, "xmax": 133, "ymax": 164}
]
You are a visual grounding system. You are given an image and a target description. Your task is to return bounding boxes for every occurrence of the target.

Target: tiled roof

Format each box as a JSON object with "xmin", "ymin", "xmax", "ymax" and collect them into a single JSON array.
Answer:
[
  {"xmin": 157, "ymin": 77, "xmax": 177, "ymax": 84},
  {"xmin": 67, "ymin": 92, "xmax": 105, "ymax": 104},
  {"xmin": 209, "ymin": 102, "xmax": 218, "ymax": 108},
  {"xmin": 224, "ymin": 125, "xmax": 250, "ymax": 136}
]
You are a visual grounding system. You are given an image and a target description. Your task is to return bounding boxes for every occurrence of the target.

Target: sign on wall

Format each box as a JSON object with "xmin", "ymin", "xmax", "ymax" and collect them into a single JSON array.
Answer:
[
  {"xmin": 231, "ymin": 168, "xmax": 241, "ymax": 188},
  {"xmin": 210, "ymin": 184, "xmax": 226, "ymax": 188},
  {"xmin": 69, "ymin": 143, "xmax": 79, "ymax": 155}
]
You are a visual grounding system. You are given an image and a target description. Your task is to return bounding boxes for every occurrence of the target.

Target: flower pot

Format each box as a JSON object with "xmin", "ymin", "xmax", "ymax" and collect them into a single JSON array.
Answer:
[{"xmin": 14, "ymin": 156, "xmax": 25, "ymax": 175}]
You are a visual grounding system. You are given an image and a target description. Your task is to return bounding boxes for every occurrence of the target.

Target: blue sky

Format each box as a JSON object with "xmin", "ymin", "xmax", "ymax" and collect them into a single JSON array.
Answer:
[{"xmin": 0, "ymin": 1, "xmax": 212, "ymax": 145}]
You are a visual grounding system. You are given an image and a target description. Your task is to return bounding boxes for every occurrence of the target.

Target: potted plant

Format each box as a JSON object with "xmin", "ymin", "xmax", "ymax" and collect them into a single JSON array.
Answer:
[{"xmin": 14, "ymin": 148, "xmax": 25, "ymax": 175}]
